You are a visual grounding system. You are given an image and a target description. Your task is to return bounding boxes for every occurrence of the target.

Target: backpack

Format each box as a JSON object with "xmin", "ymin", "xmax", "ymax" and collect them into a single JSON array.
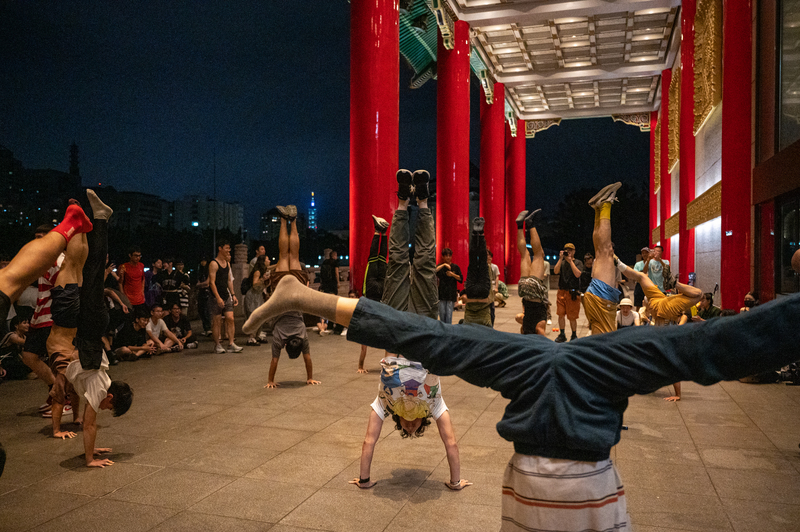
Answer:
[
  {"xmin": 240, "ymin": 277, "xmax": 252, "ymax": 295},
  {"xmin": 662, "ymin": 262, "xmax": 677, "ymax": 292},
  {"xmin": 320, "ymin": 261, "xmax": 336, "ymax": 285}
]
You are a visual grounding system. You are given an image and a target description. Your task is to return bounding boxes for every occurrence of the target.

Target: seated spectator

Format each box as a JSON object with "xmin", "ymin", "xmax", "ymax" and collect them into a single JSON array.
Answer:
[
  {"xmin": 1, "ymin": 315, "xmax": 31, "ymax": 379},
  {"xmin": 494, "ymin": 280, "xmax": 509, "ymax": 308},
  {"xmin": 692, "ymin": 292, "xmax": 721, "ymax": 322},
  {"xmin": 740, "ymin": 292, "xmax": 758, "ymax": 313},
  {"xmin": 616, "ymin": 298, "xmax": 640, "ymax": 329},
  {"xmin": 146, "ymin": 304, "xmax": 184, "ymax": 354},
  {"xmin": 163, "ymin": 303, "xmax": 197, "ymax": 349},
  {"xmin": 112, "ymin": 308, "xmax": 156, "ymax": 360}
]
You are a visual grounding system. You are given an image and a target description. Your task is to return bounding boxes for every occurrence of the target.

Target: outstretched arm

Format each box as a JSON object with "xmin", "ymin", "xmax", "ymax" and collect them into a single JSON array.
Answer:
[
  {"xmin": 82, "ymin": 403, "xmax": 113, "ymax": 467},
  {"xmin": 436, "ymin": 411, "xmax": 471, "ymax": 490},
  {"xmin": 349, "ymin": 410, "xmax": 383, "ymax": 489}
]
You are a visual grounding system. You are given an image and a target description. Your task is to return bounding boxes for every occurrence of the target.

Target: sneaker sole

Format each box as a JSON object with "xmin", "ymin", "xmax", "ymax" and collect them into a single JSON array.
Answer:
[{"xmin": 588, "ymin": 182, "xmax": 622, "ymax": 207}]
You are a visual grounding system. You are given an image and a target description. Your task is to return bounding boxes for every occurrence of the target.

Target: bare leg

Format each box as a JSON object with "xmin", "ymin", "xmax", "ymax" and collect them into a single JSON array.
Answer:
[
  {"xmin": 591, "ymin": 211, "xmax": 616, "ymax": 288},
  {"xmin": 675, "ymin": 282, "xmax": 703, "ymax": 304},
  {"xmin": 528, "ymin": 226, "xmax": 546, "ymax": 279},
  {"xmin": 289, "ymin": 218, "xmax": 301, "ymax": 270},
  {"xmin": 357, "ymin": 344, "xmax": 369, "ymax": 373},
  {"xmin": 0, "ymin": 233, "xmax": 68, "ymax": 301},
  {"xmin": 20, "ymin": 352, "xmax": 55, "ymax": 385},
  {"xmin": 212, "ymin": 314, "xmax": 222, "ymax": 347},
  {"xmin": 517, "ymin": 228, "xmax": 532, "ymax": 278},
  {"xmin": 277, "ymin": 218, "xmax": 290, "ymax": 271},
  {"xmin": 225, "ymin": 312, "xmax": 236, "ymax": 347},
  {"xmin": 55, "ymin": 234, "xmax": 88, "ymax": 288},
  {"xmin": 665, "ymin": 382, "xmax": 681, "ymax": 402}
]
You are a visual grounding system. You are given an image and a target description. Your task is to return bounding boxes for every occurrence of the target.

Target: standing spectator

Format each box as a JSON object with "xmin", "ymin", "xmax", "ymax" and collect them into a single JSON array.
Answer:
[
  {"xmin": 316, "ymin": 250, "xmax": 340, "ymax": 335},
  {"xmin": 543, "ymin": 258, "xmax": 552, "ymax": 325},
  {"xmin": 643, "ymin": 244, "xmax": 670, "ymax": 292},
  {"xmin": 244, "ymin": 258, "xmax": 268, "ymax": 345},
  {"xmin": 173, "ymin": 259, "xmax": 191, "ymax": 313},
  {"xmin": 157, "ymin": 259, "xmax": 181, "ymax": 310},
  {"xmin": 208, "ymin": 240, "xmax": 242, "ymax": 353},
  {"xmin": 144, "ymin": 258, "xmax": 162, "ymax": 308},
  {"xmin": 579, "ymin": 253, "xmax": 594, "ymax": 294},
  {"xmin": 358, "ymin": 215, "xmax": 389, "ymax": 373},
  {"xmin": 249, "ymin": 245, "xmax": 267, "ymax": 274},
  {"xmin": 119, "ymin": 247, "xmax": 146, "ymax": 314},
  {"xmin": 195, "ymin": 258, "xmax": 212, "ymax": 336},
  {"xmin": 632, "ymin": 247, "xmax": 650, "ymax": 311},
  {"xmin": 553, "ymin": 243, "xmax": 583, "ymax": 342},
  {"xmin": 487, "ymin": 250, "xmax": 500, "ymax": 326},
  {"xmin": 435, "ymin": 248, "xmax": 462, "ymax": 324}
]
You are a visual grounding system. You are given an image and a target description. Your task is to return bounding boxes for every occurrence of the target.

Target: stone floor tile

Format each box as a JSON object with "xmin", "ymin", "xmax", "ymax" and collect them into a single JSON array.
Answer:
[
  {"xmin": 457, "ymin": 424, "xmax": 515, "ymax": 448},
  {"xmin": 615, "ymin": 460, "xmax": 715, "ymax": 496},
  {"xmin": 262, "ymin": 411, "xmax": 338, "ymax": 432},
  {"xmin": 32, "ymin": 462, "xmax": 161, "ymax": 497},
  {"xmin": 106, "ymin": 468, "xmax": 235, "ymax": 509},
  {"xmin": 151, "ymin": 511, "xmax": 274, "ymax": 532},
  {"xmin": 424, "ymin": 464, "xmax": 504, "ymax": 507},
  {"xmin": 324, "ymin": 461, "xmax": 435, "ymax": 497},
  {"xmin": 623, "ymin": 406, "xmax": 686, "ymax": 426},
  {"xmin": 707, "ymin": 468, "xmax": 800, "ymax": 504},
  {"xmin": 699, "ymin": 447, "xmax": 796, "ymax": 472},
  {"xmin": 626, "ymin": 488, "xmax": 733, "ymax": 531},
  {"xmin": 188, "ymin": 477, "xmax": 316, "ymax": 523},
  {"xmin": 383, "ymin": 489, "xmax": 500, "ymax": 532},
  {"xmin": 620, "ymin": 421, "xmax": 694, "ymax": 444},
  {"xmin": 614, "ymin": 439, "xmax": 702, "ymax": 465},
  {"xmin": 172, "ymin": 444, "xmax": 280, "ymax": 476},
  {"xmin": 29, "ymin": 498, "xmax": 176, "ymax": 532},
  {"xmin": 288, "ymin": 432, "xmax": 364, "ymax": 459},
  {"xmin": 687, "ymin": 425, "xmax": 777, "ymax": 451},
  {"xmin": 720, "ymin": 497, "xmax": 800, "ymax": 532},
  {"xmin": 245, "ymin": 452, "xmax": 353, "ymax": 487},
  {"xmin": 235, "ymin": 426, "xmax": 315, "ymax": 451},
  {"xmin": 0, "ymin": 486, "xmax": 94, "ymax": 532},
  {"xmin": 279, "ymin": 487, "xmax": 405, "ymax": 532}
]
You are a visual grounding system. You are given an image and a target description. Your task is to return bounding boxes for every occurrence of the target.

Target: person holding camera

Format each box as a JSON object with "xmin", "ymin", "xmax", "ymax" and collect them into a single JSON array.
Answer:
[{"xmin": 553, "ymin": 243, "xmax": 583, "ymax": 342}]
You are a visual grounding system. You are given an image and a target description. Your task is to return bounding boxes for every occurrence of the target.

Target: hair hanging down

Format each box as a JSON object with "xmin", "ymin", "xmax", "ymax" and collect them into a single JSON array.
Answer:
[
  {"xmin": 391, "ymin": 413, "xmax": 432, "ymax": 438},
  {"xmin": 108, "ymin": 381, "xmax": 134, "ymax": 417}
]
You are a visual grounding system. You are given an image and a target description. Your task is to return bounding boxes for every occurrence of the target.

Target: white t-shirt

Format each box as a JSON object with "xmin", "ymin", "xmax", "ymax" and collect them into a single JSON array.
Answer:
[
  {"xmin": 370, "ymin": 356, "xmax": 448, "ymax": 421},
  {"xmin": 66, "ymin": 352, "xmax": 112, "ymax": 413},
  {"xmin": 616, "ymin": 310, "xmax": 640, "ymax": 328},
  {"xmin": 146, "ymin": 318, "xmax": 168, "ymax": 339}
]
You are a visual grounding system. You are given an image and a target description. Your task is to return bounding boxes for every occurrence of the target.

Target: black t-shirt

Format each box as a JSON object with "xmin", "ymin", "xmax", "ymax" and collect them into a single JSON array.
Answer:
[
  {"xmin": 320, "ymin": 258, "xmax": 340, "ymax": 292},
  {"xmin": 579, "ymin": 266, "xmax": 592, "ymax": 293},
  {"xmin": 158, "ymin": 269, "xmax": 179, "ymax": 292},
  {"xmin": 113, "ymin": 321, "xmax": 148, "ymax": 350},
  {"xmin": 195, "ymin": 264, "xmax": 210, "ymax": 293},
  {"xmin": 164, "ymin": 313, "xmax": 192, "ymax": 339},
  {"xmin": 436, "ymin": 263, "xmax": 463, "ymax": 301},
  {"xmin": 557, "ymin": 258, "xmax": 583, "ymax": 291}
]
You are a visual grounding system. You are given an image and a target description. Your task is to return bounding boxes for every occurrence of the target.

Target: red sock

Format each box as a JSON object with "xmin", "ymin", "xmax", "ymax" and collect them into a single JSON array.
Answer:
[{"xmin": 52, "ymin": 204, "xmax": 93, "ymax": 243}]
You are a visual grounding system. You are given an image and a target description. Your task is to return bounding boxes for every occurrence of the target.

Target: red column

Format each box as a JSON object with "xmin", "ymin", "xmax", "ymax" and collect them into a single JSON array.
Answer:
[
  {"xmin": 480, "ymin": 82, "xmax": 506, "ymax": 281},
  {"xmin": 650, "ymin": 111, "xmax": 658, "ymax": 246},
  {"xmin": 436, "ymin": 20, "xmax": 471, "ymax": 268},
  {"xmin": 721, "ymin": 0, "xmax": 753, "ymax": 308},
  {"xmin": 659, "ymin": 68, "xmax": 672, "ymax": 259},
  {"xmin": 678, "ymin": 0, "xmax": 696, "ymax": 283},
  {"xmin": 349, "ymin": 0, "xmax": 399, "ymax": 293},
  {"xmin": 505, "ymin": 119, "xmax": 526, "ymax": 283}
]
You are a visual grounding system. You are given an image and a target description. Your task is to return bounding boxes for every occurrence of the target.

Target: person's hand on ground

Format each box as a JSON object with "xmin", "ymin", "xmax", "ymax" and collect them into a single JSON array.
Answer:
[
  {"xmin": 264, "ymin": 382, "xmax": 279, "ymax": 388},
  {"xmin": 357, "ymin": 368, "xmax": 369, "ymax": 374},
  {"xmin": 664, "ymin": 396, "xmax": 680, "ymax": 402},
  {"xmin": 306, "ymin": 379, "xmax": 321, "ymax": 385},
  {"xmin": 87, "ymin": 458, "xmax": 114, "ymax": 468},
  {"xmin": 94, "ymin": 448, "xmax": 112, "ymax": 455},
  {"xmin": 445, "ymin": 479, "xmax": 473, "ymax": 490},
  {"xmin": 349, "ymin": 478, "xmax": 377, "ymax": 489},
  {"xmin": 54, "ymin": 431, "xmax": 77, "ymax": 440}
]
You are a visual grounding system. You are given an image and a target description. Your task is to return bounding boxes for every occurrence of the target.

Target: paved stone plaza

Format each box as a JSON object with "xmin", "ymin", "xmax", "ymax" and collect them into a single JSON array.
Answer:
[{"xmin": 1, "ymin": 290, "xmax": 799, "ymax": 532}]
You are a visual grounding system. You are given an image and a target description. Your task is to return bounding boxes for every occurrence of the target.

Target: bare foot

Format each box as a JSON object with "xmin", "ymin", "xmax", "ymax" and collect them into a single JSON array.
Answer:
[
  {"xmin": 664, "ymin": 396, "xmax": 680, "ymax": 402},
  {"xmin": 264, "ymin": 382, "xmax": 279, "ymax": 388}
]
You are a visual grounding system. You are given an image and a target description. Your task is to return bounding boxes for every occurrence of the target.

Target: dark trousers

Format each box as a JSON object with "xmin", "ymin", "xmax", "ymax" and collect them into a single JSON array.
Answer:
[
  {"xmin": 76, "ymin": 219, "xmax": 109, "ymax": 370},
  {"xmin": 363, "ymin": 232, "xmax": 387, "ymax": 301},
  {"xmin": 197, "ymin": 290, "xmax": 212, "ymax": 331},
  {"xmin": 465, "ymin": 231, "xmax": 490, "ymax": 299}
]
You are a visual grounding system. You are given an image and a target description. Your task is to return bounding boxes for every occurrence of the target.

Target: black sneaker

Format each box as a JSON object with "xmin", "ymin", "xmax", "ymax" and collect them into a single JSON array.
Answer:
[
  {"xmin": 472, "ymin": 217, "xmax": 485, "ymax": 233},
  {"xmin": 396, "ymin": 169, "xmax": 414, "ymax": 200},
  {"xmin": 515, "ymin": 210, "xmax": 528, "ymax": 230},
  {"xmin": 570, "ymin": 332, "xmax": 578, "ymax": 341},
  {"xmin": 554, "ymin": 333, "xmax": 567, "ymax": 343},
  {"xmin": 412, "ymin": 169, "xmax": 430, "ymax": 200},
  {"xmin": 524, "ymin": 209, "xmax": 541, "ymax": 230}
]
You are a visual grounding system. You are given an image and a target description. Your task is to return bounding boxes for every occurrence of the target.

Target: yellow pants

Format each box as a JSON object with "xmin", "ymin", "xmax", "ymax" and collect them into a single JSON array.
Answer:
[
  {"xmin": 582, "ymin": 292, "xmax": 617, "ymax": 335},
  {"xmin": 642, "ymin": 283, "xmax": 695, "ymax": 323}
]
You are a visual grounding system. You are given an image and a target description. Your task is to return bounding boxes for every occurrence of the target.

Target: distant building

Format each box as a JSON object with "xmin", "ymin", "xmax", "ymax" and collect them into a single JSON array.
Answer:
[
  {"xmin": 309, "ymin": 192, "xmax": 318, "ymax": 230},
  {"xmin": 173, "ymin": 195, "xmax": 243, "ymax": 233}
]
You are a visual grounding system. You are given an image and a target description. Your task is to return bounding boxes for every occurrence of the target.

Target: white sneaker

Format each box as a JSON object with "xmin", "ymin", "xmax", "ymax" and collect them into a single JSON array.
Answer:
[
  {"xmin": 63, "ymin": 405, "xmax": 73, "ymax": 415},
  {"xmin": 214, "ymin": 344, "xmax": 226, "ymax": 354},
  {"xmin": 227, "ymin": 343, "xmax": 244, "ymax": 353},
  {"xmin": 547, "ymin": 319, "xmax": 552, "ymax": 325},
  {"xmin": 320, "ymin": 330, "xmax": 333, "ymax": 336},
  {"xmin": 311, "ymin": 326, "xmax": 320, "ymax": 332},
  {"xmin": 340, "ymin": 328, "xmax": 348, "ymax": 336}
]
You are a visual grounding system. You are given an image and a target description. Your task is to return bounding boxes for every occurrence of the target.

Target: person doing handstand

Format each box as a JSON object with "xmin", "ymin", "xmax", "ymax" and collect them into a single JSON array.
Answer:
[
  {"xmin": 243, "ymin": 247, "xmax": 800, "ymax": 532},
  {"xmin": 514, "ymin": 208, "xmax": 549, "ymax": 336},
  {"xmin": 460, "ymin": 217, "xmax": 493, "ymax": 327},
  {"xmin": 357, "ymin": 214, "xmax": 389, "ymax": 373}
]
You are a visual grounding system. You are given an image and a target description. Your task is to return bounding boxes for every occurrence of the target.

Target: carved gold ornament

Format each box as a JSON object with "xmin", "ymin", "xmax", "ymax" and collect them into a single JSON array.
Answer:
[
  {"xmin": 686, "ymin": 181, "xmax": 722, "ymax": 229},
  {"xmin": 693, "ymin": 0, "xmax": 722, "ymax": 135},
  {"xmin": 525, "ymin": 119, "xmax": 561, "ymax": 138},
  {"xmin": 664, "ymin": 213, "xmax": 680, "ymax": 238},
  {"xmin": 652, "ymin": 226, "xmax": 661, "ymax": 245},
  {"xmin": 668, "ymin": 67, "xmax": 680, "ymax": 172},
  {"xmin": 654, "ymin": 122, "xmax": 662, "ymax": 191},
  {"xmin": 612, "ymin": 113, "xmax": 651, "ymax": 132}
]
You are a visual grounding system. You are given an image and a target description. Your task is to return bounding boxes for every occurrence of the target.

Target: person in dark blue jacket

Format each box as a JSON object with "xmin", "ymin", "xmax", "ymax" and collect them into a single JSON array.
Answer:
[{"xmin": 243, "ymin": 250, "xmax": 800, "ymax": 532}]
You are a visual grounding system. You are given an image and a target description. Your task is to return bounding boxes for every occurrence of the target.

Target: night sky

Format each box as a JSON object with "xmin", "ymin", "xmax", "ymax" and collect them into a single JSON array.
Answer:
[{"xmin": 1, "ymin": 1, "xmax": 650, "ymax": 235}]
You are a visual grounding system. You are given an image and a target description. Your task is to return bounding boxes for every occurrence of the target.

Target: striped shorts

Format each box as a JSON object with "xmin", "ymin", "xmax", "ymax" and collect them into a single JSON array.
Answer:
[{"xmin": 501, "ymin": 453, "xmax": 630, "ymax": 532}]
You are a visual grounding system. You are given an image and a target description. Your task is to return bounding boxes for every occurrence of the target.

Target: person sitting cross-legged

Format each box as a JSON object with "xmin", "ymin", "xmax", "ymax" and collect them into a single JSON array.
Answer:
[
  {"xmin": 163, "ymin": 302, "xmax": 197, "ymax": 349},
  {"xmin": 146, "ymin": 303, "xmax": 184, "ymax": 354}
]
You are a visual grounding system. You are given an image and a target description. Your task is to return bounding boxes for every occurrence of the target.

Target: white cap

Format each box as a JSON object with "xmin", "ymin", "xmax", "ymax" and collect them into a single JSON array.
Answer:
[{"xmin": 619, "ymin": 298, "xmax": 633, "ymax": 307}]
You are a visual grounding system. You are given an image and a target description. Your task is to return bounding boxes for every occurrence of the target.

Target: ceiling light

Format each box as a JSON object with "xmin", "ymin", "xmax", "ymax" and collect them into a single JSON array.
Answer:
[
  {"xmin": 634, "ymin": 8, "xmax": 670, "ymax": 15},
  {"xmin": 493, "ymin": 47, "xmax": 521, "ymax": 54},
  {"xmin": 632, "ymin": 34, "xmax": 663, "ymax": 41},
  {"xmin": 565, "ymin": 61, "xmax": 592, "ymax": 67},
  {"xmin": 554, "ymin": 17, "xmax": 588, "ymax": 24},
  {"xmin": 630, "ymin": 55, "xmax": 659, "ymax": 62}
]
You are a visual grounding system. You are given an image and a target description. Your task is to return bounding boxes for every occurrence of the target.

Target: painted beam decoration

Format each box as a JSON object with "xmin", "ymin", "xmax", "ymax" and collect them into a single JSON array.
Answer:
[
  {"xmin": 664, "ymin": 212, "xmax": 680, "ymax": 238},
  {"xmin": 686, "ymin": 181, "xmax": 722, "ymax": 229},
  {"xmin": 654, "ymin": 122, "xmax": 661, "ymax": 191},
  {"xmin": 612, "ymin": 113, "xmax": 651, "ymax": 132},
  {"xmin": 668, "ymin": 66, "xmax": 680, "ymax": 172},
  {"xmin": 693, "ymin": 0, "xmax": 722, "ymax": 135},
  {"xmin": 429, "ymin": 0, "xmax": 454, "ymax": 50},
  {"xmin": 525, "ymin": 118, "xmax": 561, "ymax": 138},
  {"xmin": 652, "ymin": 226, "xmax": 661, "ymax": 246}
]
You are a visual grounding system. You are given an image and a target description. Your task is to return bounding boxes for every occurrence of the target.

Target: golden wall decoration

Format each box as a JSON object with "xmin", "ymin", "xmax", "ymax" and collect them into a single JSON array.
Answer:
[
  {"xmin": 525, "ymin": 118, "xmax": 561, "ymax": 138},
  {"xmin": 664, "ymin": 213, "xmax": 680, "ymax": 238},
  {"xmin": 686, "ymin": 181, "xmax": 722, "ymax": 229},
  {"xmin": 668, "ymin": 67, "xmax": 680, "ymax": 172},
  {"xmin": 652, "ymin": 226, "xmax": 661, "ymax": 245},
  {"xmin": 654, "ymin": 122, "xmax": 661, "ymax": 191},
  {"xmin": 693, "ymin": 0, "xmax": 722, "ymax": 135},
  {"xmin": 611, "ymin": 113, "xmax": 651, "ymax": 132}
]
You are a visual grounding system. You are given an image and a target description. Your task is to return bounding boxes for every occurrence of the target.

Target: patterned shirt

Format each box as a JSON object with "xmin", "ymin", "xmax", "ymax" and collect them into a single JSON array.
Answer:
[
  {"xmin": 30, "ymin": 253, "xmax": 65, "ymax": 329},
  {"xmin": 370, "ymin": 356, "xmax": 447, "ymax": 421}
]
